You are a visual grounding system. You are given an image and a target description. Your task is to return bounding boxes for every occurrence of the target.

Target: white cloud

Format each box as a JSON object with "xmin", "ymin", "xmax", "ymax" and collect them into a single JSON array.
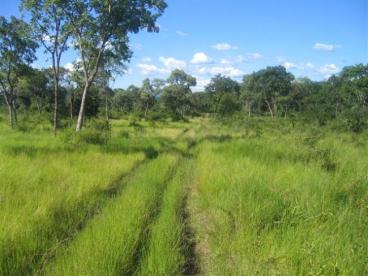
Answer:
[
  {"xmin": 220, "ymin": 55, "xmax": 244, "ymax": 65},
  {"xmin": 234, "ymin": 55, "xmax": 245, "ymax": 63},
  {"xmin": 219, "ymin": 53, "xmax": 261, "ymax": 66},
  {"xmin": 176, "ymin": 30, "xmax": 189, "ymax": 36},
  {"xmin": 212, "ymin": 42, "xmax": 239, "ymax": 51},
  {"xmin": 313, "ymin": 43, "xmax": 339, "ymax": 52},
  {"xmin": 305, "ymin": 62, "xmax": 315, "ymax": 69},
  {"xmin": 193, "ymin": 78, "xmax": 211, "ymax": 92},
  {"xmin": 318, "ymin": 64, "xmax": 339, "ymax": 77},
  {"xmin": 142, "ymin": 57, "xmax": 152, "ymax": 63},
  {"xmin": 191, "ymin": 52, "xmax": 211, "ymax": 64},
  {"xmin": 282, "ymin": 61, "xmax": 297, "ymax": 70},
  {"xmin": 197, "ymin": 66, "xmax": 244, "ymax": 78},
  {"xmin": 159, "ymin": 56, "xmax": 187, "ymax": 69},
  {"xmin": 247, "ymin": 52, "xmax": 262, "ymax": 60},
  {"xmin": 220, "ymin": 58, "xmax": 232, "ymax": 65},
  {"xmin": 137, "ymin": 63, "xmax": 168, "ymax": 75},
  {"xmin": 64, "ymin": 62, "xmax": 75, "ymax": 72}
]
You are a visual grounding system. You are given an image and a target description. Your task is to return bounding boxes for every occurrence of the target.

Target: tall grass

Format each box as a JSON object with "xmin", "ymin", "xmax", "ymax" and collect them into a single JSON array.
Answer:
[
  {"xmin": 0, "ymin": 119, "xmax": 190, "ymax": 275},
  {"xmin": 0, "ymin": 129, "xmax": 144, "ymax": 275},
  {"xmin": 45, "ymin": 154, "xmax": 179, "ymax": 275},
  {"xmin": 188, "ymin": 122, "xmax": 368, "ymax": 275},
  {"xmin": 1, "ymin": 116, "xmax": 367, "ymax": 275},
  {"xmin": 137, "ymin": 157, "xmax": 195, "ymax": 275}
]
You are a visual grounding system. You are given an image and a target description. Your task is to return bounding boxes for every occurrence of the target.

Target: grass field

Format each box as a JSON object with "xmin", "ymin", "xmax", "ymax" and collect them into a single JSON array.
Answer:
[{"xmin": 0, "ymin": 117, "xmax": 367, "ymax": 275}]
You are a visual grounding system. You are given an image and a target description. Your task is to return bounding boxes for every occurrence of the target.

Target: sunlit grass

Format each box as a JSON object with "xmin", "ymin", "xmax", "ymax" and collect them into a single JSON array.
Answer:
[
  {"xmin": 137, "ymin": 157, "xmax": 195, "ymax": 275},
  {"xmin": 189, "ymin": 122, "xmax": 368, "ymax": 275},
  {"xmin": 1, "ymin": 117, "xmax": 367, "ymax": 275},
  {"xmin": 46, "ymin": 154, "xmax": 179, "ymax": 275}
]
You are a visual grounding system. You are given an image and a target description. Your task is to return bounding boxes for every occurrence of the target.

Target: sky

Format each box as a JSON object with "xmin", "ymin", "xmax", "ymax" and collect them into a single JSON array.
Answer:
[{"xmin": 1, "ymin": 0, "xmax": 368, "ymax": 91}]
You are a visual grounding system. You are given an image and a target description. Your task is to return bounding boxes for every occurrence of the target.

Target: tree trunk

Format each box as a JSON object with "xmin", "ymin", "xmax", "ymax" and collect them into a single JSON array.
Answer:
[
  {"xmin": 70, "ymin": 98, "xmax": 73, "ymax": 120},
  {"xmin": 53, "ymin": 81, "xmax": 58, "ymax": 136},
  {"xmin": 284, "ymin": 105, "xmax": 288, "ymax": 119},
  {"xmin": 35, "ymin": 97, "xmax": 41, "ymax": 115},
  {"xmin": 265, "ymin": 100, "xmax": 274, "ymax": 119},
  {"xmin": 76, "ymin": 82, "xmax": 90, "ymax": 132},
  {"xmin": 12, "ymin": 101, "xmax": 17, "ymax": 124},
  {"xmin": 105, "ymin": 91, "xmax": 109, "ymax": 121},
  {"xmin": 8, "ymin": 104, "xmax": 14, "ymax": 129},
  {"xmin": 144, "ymin": 102, "xmax": 149, "ymax": 118},
  {"xmin": 3, "ymin": 92, "xmax": 17, "ymax": 128},
  {"xmin": 273, "ymin": 101, "xmax": 278, "ymax": 118}
]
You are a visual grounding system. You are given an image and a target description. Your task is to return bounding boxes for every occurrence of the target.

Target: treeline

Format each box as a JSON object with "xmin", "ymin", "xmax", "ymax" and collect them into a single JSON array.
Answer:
[{"xmin": 1, "ymin": 64, "xmax": 368, "ymax": 133}]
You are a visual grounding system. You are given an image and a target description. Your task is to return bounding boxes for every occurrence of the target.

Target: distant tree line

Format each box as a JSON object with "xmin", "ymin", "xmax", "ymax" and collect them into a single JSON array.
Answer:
[{"xmin": 1, "ymin": 62, "xmax": 367, "ymax": 132}]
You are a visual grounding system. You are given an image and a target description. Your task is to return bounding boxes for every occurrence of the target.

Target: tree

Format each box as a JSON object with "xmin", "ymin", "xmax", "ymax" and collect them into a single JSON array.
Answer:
[
  {"xmin": 17, "ymin": 68, "xmax": 50, "ymax": 114},
  {"xmin": 217, "ymin": 93, "xmax": 240, "ymax": 116},
  {"xmin": 0, "ymin": 16, "xmax": 38, "ymax": 128},
  {"xmin": 139, "ymin": 78, "xmax": 155, "ymax": 118},
  {"xmin": 22, "ymin": 0, "xmax": 70, "ymax": 135},
  {"xmin": 247, "ymin": 66, "xmax": 294, "ymax": 118},
  {"xmin": 205, "ymin": 74, "xmax": 240, "ymax": 113},
  {"xmin": 241, "ymin": 74, "xmax": 258, "ymax": 117},
  {"xmin": 339, "ymin": 64, "xmax": 368, "ymax": 132},
  {"xmin": 58, "ymin": 0, "xmax": 167, "ymax": 131},
  {"xmin": 162, "ymin": 69, "xmax": 196, "ymax": 120},
  {"xmin": 152, "ymin": 78, "xmax": 166, "ymax": 97},
  {"xmin": 339, "ymin": 64, "xmax": 368, "ymax": 109},
  {"xmin": 192, "ymin": 91, "xmax": 214, "ymax": 114}
]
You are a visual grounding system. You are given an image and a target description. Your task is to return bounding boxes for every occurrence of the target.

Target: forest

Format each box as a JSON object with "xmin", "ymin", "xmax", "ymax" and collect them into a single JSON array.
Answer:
[{"xmin": 0, "ymin": 0, "xmax": 367, "ymax": 275}]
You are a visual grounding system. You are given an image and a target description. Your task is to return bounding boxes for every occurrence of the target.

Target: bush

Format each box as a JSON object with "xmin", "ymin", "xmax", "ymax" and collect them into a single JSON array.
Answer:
[
  {"xmin": 61, "ymin": 119, "xmax": 111, "ymax": 146},
  {"xmin": 147, "ymin": 110, "xmax": 169, "ymax": 121},
  {"xmin": 16, "ymin": 114, "xmax": 51, "ymax": 132},
  {"xmin": 345, "ymin": 107, "xmax": 367, "ymax": 133},
  {"xmin": 144, "ymin": 146, "xmax": 159, "ymax": 159},
  {"xmin": 80, "ymin": 119, "xmax": 111, "ymax": 145},
  {"xmin": 118, "ymin": 130, "xmax": 130, "ymax": 138}
]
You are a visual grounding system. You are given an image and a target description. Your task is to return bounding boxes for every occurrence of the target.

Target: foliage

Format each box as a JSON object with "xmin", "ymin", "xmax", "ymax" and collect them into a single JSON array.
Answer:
[
  {"xmin": 0, "ymin": 16, "xmax": 38, "ymax": 127},
  {"xmin": 161, "ymin": 69, "xmax": 196, "ymax": 120}
]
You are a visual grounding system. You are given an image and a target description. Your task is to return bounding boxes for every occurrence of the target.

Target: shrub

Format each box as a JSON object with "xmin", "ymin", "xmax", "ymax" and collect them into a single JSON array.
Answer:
[
  {"xmin": 61, "ymin": 119, "xmax": 111, "ymax": 146},
  {"xmin": 345, "ymin": 107, "xmax": 367, "ymax": 133},
  {"xmin": 144, "ymin": 146, "xmax": 159, "ymax": 159}
]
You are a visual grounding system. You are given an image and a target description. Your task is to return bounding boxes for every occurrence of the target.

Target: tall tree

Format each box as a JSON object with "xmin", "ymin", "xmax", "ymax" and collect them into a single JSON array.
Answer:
[
  {"xmin": 17, "ymin": 68, "xmax": 50, "ymax": 114},
  {"xmin": 162, "ymin": 69, "xmax": 196, "ymax": 120},
  {"xmin": 58, "ymin": 0, "xmax": 167, "ymax": 131},
  {"xmin": 248, "ymin": 66, "xmax": 294, "ymax": 118},
  {"xmin": 205, "ymin": 74, "xmax": 240, "ymax": 113},
  {"xmin": 0, "ymin": 16, "xmax": 38, "ymax": 128},
  {"xmin": 139, "ymin": 78, "xmax": 155, "ymax": 118},
  {"xmin": 22, "ymin": 0, "xmax": 70, "ymax": 135}
]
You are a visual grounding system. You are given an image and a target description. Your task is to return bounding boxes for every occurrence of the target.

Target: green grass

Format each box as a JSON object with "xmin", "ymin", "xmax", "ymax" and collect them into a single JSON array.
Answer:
[
  {"xmin": 137, "ymin": 157, "xmax": 195, "ymax": 275},
  {"xmin": 0, "ymin": 131, "xmax": 144, "ymax": 275},
  {"xmin": 0, "ymin": 116, "xmax": 367, "ymax": 275},
  {"xmin": 188, "ymin": 120, "xmax": 368, "ymax": 275},
  {"xmin": 45, "ymin": 154, "xmax": 179, "ymax": 275},
  {"xmin": 0, "ymin": 119, "xmax": 191, "ymax": 275}
]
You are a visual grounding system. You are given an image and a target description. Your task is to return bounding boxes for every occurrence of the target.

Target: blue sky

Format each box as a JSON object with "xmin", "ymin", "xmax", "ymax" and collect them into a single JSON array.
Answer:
[{"xmin": 1, "ymin": 0, "xmax": 368, "ymax": 90}]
